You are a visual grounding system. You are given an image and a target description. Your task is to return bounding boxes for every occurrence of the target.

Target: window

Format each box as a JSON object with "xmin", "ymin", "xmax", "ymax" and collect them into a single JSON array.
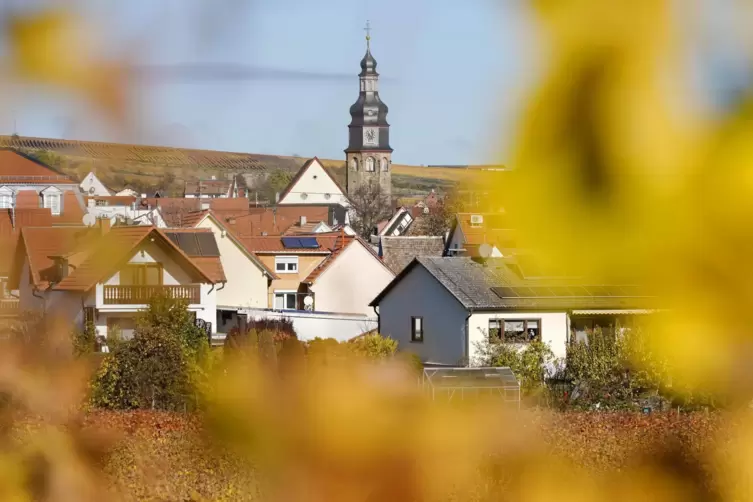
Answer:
[
  {"xmin": 107, "ymin": 317, "xmax": 136, "ymax": 341},
  {"xmin": 274, "ymin": 292, "xmax": 297, "ymax": 310},
  {"xmin": 497, "ymin": 319, "xmax": 540, "ymax": 343},
  {"xmin": 300, "ymin": 193, "xmax": 308, "ymax": 200},
  {"xmin": 0, "ymin": 193, "xmax": 12, "ymax": 209},
  {"xmin": 96, "ymin": 199, "xmax": 107, "ymax": 206},
  {"xmin": 380, "ymin": 157, "xmax": 389, "ymax": 171},
  {"xmin": 365, "ymin": 157, "xmax": 375, "ymax": 172},
  {"xmin": 43, "ymin": 193, "xmax": 61, "ymax": 215},
  {"xmin": 275, "ymin": 256, "xmax": 299, "ymax": 274},
  {"xmin": 121, "ymin": 264, "xmax": 162, "ymax": 285},
  {"xmin": 351, "ymin": 158, "xmax": 359, "ymax": 171},
  {"xmin": 411, "ymin": 316, "xmax": 424, "ymax": 343},
  {"xmin": 324, "ymin": 193, "xmax": 331, "ymax": 200},
  {"xmin": 488, "ymin": 319, "xmax": 502, "ymax": 340}
]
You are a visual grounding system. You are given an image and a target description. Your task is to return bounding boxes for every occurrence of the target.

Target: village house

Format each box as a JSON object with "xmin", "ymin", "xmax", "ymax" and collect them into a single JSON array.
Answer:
[
  {"xmin": 79, "ymin": 172, "xmax": 112, "ymax": 196},
  {"xmin": 444, "ymin": 212, "xmax": 515, "ymax": 258},
  {"xmin": 370, "ymin": 257, "xmax": 654, "ymax": 366},
  {"xmin": 9, "ymin": 222, "xmax": 224, "ymax": 340}
]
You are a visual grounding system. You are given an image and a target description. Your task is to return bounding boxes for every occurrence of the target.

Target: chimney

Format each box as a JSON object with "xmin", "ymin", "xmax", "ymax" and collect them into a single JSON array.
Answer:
[
  {"xmin": 98, "ymin": 217, "xmax": 111, "ymax": 235},
  {"xmin": 300, "ymin": 215, "xmax": 307, "ymax": 226}
]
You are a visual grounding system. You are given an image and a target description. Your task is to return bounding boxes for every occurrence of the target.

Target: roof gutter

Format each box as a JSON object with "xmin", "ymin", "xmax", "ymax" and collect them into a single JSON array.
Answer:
[
  {"xmin": 373, "ymin": 305, "xmax": 380, "ymax": 334},
  {"xmin": 464, "ymin": 309, "xmax": 473, "ymax": 366}
]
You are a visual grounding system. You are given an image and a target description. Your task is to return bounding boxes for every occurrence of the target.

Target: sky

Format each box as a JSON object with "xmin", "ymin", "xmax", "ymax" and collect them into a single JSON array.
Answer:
[{"xmin": 0, "ymin": 0, "xmax": 540, "ymax": 166}]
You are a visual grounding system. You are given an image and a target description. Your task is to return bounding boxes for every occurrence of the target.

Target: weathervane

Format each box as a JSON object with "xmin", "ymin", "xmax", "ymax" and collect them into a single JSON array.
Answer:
[{"xmin": 364, "ymin": 20, "xmax": 371, "ymax": 49}]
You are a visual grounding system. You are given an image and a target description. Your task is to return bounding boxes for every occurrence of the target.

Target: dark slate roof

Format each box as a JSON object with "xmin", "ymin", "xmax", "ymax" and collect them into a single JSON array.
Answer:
[
  {"xmin": 379, "ymin": 236, "xmax": 445, "ymax": 274},
  {"xmin": 370, "ymin": 256, "xmax": 657, "ymax": 311}
]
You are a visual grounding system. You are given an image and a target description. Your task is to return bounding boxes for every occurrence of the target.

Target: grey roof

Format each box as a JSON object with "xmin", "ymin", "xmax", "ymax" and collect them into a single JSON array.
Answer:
[
  {"xmin": 379, "ymin": 236, "xmax": 445, "ymax": 274},
  {"xmin": 371, "ymin": 256, "xmax": 658, "ymax": 311}
]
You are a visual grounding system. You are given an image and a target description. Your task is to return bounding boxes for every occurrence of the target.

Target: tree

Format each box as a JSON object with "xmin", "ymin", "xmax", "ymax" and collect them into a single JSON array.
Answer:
[
  {"xmin": 348, "ymin": 180, "xmax": 393, "ymax": 239},
  {"xmin": 409, "ymin": 199, "xmax": 453, "ymax": 237},
  {"xmin": 254, "ymin": 169, "xmax": 294, "ymax": 204},
  {"xmin": 91, "ymin": 293, "xmax": 208, "ymax": 410}
]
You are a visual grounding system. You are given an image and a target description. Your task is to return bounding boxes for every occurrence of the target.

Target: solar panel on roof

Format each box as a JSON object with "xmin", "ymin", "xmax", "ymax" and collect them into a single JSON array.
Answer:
[
  {"xmin": 298, "ymin": 237, "xmax": 319, "ymax": 248},
  {"xmin": 165, "ymin": 232, "xmax": 180, "ymax": 247},
  {"xmin": 281, "ymin": 237, "xmax": 302, "ymax": 248},
  {"xmin": 195, "ymin": 233, "xmax": 219, "ymax": 256},
  {"xmin": 176, "ymin": 233, "xmax": 200, "ymax": 256}
]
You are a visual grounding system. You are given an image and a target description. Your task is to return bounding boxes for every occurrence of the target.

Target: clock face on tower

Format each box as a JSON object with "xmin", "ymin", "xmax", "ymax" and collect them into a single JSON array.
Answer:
[{"xmin": 363, "ymin": 127, "xmax": 379, "ymax": 147}]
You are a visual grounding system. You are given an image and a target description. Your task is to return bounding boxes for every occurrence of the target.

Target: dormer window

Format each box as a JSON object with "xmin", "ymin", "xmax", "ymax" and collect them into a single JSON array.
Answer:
[
  {"xmin": 40, "ymin": 186, "xmax": 62, "ymax": 216},
  {"xmin": 0, "ymin": 187, "xmax": 13, "ymax": 209}
]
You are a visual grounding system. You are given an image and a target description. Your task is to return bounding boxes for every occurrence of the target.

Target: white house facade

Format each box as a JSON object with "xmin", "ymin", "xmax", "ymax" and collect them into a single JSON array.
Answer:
[
  {"xmin": 277, "ymin": 158, "xmax": 349, "ymax": 207},
  {"xmin": 79, "ymin": 172, "xmax": 112, "ymax": 196}
]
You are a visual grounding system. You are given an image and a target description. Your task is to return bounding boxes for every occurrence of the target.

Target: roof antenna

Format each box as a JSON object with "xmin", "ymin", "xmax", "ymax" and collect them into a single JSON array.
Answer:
[{"xmin": 364, "ymin": 20, "xmax": 371, "ymax": 50}]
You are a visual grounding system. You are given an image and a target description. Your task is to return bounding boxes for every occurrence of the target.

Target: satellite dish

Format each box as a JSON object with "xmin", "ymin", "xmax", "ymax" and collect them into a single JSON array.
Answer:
[
  {"xmin": 303, "ymin": 295, "xmax": 314, "ymax": 311},
  {"xmin": 478, "ymin": 243, "xmax": 493, "ymax": 258},
  {"xmin": 82, "ymin": 213, "xmax": 96, "ymax": 227}
]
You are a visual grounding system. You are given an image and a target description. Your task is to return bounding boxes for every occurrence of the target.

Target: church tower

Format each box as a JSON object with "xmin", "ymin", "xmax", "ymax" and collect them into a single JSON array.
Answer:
[{"xmin": 345, "ymin": 22, "xmax": 392, "ymax": 198}]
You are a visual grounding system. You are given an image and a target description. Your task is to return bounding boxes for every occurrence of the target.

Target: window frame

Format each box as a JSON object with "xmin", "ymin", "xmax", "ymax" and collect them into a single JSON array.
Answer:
[
  {"xmin": 410, "ymin": 316, "xmax": 424, "ymax": 343},
  {"xmin": 122, "ymin": 263, "xmax": 163, "ymax": 286},
  {"xmin": 43, "ymin": 193, "xmax": 61, "ymax": 215},
  {"xmin": 273, "ymin": 291, "xmax": 298, "ymax": 311},
  {"xmin": 0, "ymin": 192, "xmax": 12, "ymax": 209},
  {"xmin": 274, "ymin": 255, "xmax": 299, "ymax": 274},
  {"xmin": 489, "ymin": 318, "xmax": 542, "ymax": 344}
]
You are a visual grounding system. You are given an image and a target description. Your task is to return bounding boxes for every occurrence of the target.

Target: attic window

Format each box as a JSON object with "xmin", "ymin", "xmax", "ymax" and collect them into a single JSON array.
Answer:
[
  {"xmin": 0, "ymin": 192, "xmax": 12, "ymax": 209},
  {"xmin": 301, "ymin": 193, "xmax": 308, "ymax": 200},
  {"xmin": 324, "ymin": 193, "xmax": 331, "ymax": 200},
  {"xmin": 43, "ymin": 193, "xmax": 61, "ymax": 215}
]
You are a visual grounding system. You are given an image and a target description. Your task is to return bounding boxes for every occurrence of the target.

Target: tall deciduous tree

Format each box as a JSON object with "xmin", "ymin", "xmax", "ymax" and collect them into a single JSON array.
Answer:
[{"xmin": 348, "ymin": 179, "xmax": 393, "ymax": 239}]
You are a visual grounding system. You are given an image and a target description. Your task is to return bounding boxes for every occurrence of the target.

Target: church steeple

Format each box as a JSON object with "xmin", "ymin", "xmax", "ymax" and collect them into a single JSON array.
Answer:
[{"xmin": 345, "ymin": 21, "xmax": 392, "ymax": 198}]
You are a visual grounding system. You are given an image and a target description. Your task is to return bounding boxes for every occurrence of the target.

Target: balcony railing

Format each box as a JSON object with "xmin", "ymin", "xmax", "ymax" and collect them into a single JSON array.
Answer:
[
  {"xmin": 0, "ymin": 299, "xmax": 19, "ymax": 316},
  {"xmin": 103, "ymin": 285, "xmax": 201, "ymax": 305}
]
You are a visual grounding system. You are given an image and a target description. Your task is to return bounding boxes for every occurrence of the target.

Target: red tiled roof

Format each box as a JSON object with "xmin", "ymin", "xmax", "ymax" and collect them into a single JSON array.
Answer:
[
  {"xmin": 56, "ymin": 192, "xmax": 86, "ymax": 225},
  {"xmin": 12, "ymin": 226, "xmax": 91, "ymax": 289},
  {"xmin": 207, "ymin": 197, "xmax": 249, "ymax": 212},
  {"xmin": 0, "ymin": 209, "xmax": 56, "ymax": 276},
  {"xmin": 303, "ymin": 235, "xmax": 388, "ymax": 284},
  {"xmin": 0, "ymin": 150, "xmax": 76, "ymax": 184},
  {"xmin": 54, "ymin": 226, "xmax": 216, "ymax": 291},
  {"xmin": 239, "ymin": 234, "xmax": 341, "ymax": 254},
  {"xmin": 15, "ymin": 191, "xmax": 39, "ymax": 209}
]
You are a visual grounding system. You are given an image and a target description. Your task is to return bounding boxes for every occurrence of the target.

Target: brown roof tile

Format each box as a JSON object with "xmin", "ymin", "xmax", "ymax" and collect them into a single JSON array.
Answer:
[
  {"xmin": 380, "ymin": 236, "xmax": 445, "ymax": 274},
  {"xmin": 54, "ymin": 226, "xmax": 217, "ymax": 291},
  {"xmin": 0, "ymin": 150, "xmax": 76, "ymax": 184},
  {"xmin": 239, "ymin": 234, "xmax": 341, "ymax": 254},
  {"xmin": 14, "ymin": 226, "xmax": 91, "ymax": 289}
]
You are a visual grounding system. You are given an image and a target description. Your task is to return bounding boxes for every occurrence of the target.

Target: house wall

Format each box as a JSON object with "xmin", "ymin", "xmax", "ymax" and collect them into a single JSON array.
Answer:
[
  {"xmin": 467, "ymin": 312, "xmax": 570, "ymax": 363},
  {"xmin": 18, "ymin": 259, "xmax": 44, "ymax": 312},
  {"xmin": 258, "ymin": 254, "xmax": 327, "ymax": 306},
  {"xmin": 446, "ymin": 226, "xmax": 466, "ymax": 255},
  {"xmin": 242, "ymin": 308, "xmax": 376, "ymax": 342},
  {"xmin": 80, "ymin": 173, "xmax": 111, "ymax": 196},
  {"xmin": 44, "ymin": 290, "xmax": 86, "ymax": 331},
  {"xmin": 377, "ymin": 265, "xmax": 469, "ymax": 365},
  {"xmin": 197, "ymin": 217, "xmax": 268, "ymax": 309},
  {"xmin": 310, "ymin": 242, "xmax": 394, "ymax": 316},
  {"xmin": 102, "ymin": 241, "xmax": 194, "ymax": 286},
  {"xmin": 278, "ymin": 160, "xmax": 349, "ymax": 206}
]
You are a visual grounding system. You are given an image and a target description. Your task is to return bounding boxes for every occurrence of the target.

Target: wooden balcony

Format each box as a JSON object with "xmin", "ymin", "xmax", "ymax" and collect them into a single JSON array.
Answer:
[{"xmin": 103, "ymin": 285, "xmax": 201, "ymax": 305}]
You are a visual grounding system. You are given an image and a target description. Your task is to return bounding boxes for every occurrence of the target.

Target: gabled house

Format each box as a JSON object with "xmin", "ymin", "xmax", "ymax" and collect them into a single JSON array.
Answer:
[
  {"xmin": 444, "ymin": 212, "xmax": 515, "ymax": 258},
  {"xmin": 80, "ymin": 172, "xmax": 112, "ymax": 196},
  {"xmin": 9, "ymin": 223, "xmax": 224, "ymax": 340},
  {"xmin": 277, "ymin": 158, "xmax": 349, "ymax": 207},
  {"xmin": 0, "ymin": 150, "xmax": 84, "ymax": 215},
  {"xmin": 370, "ymin": 257, "xmax": 655, "ymax": 366},
  {"xmin": 239, "ymin": 233, "xmax": 394, "ymax": 317}
]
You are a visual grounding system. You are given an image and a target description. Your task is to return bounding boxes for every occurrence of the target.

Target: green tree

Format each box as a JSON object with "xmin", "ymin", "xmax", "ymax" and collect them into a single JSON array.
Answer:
[
  {"xmin": 91, "ymin": 294, "xmax": 208, "ymax": 410},
  {"xmin": 349, "ymin": 333, "xmax": 398, "ymax": 359}
]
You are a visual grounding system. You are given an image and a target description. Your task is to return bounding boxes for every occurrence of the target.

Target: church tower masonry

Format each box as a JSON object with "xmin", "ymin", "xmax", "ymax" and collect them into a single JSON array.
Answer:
[{"xmin": 345, "ymin": 22, "xmax": 392, "ymax": 199}]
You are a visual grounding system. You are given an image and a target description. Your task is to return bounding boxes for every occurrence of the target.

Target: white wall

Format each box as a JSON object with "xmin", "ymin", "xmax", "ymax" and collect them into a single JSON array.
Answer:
[
  {"xmin": 310, "ymin": 241, "xmax": 394, "ymax": 316},
  {"xmin": 197, "ymin": 216, "xmax": 269, "ymax": 309},
  {"xmin": 467, "ymin": 312, "xmax": 569, "ymax": 363},
  {"xmin": 242, "ymin": 308, "xmax": 376, "ymax": 342},
  {"xmin": 278, "ymin": 159, "xmax": 349, "ymax": 206},
  {"xmin": 80, "ymin": 173, "xmax": 111, "ymax": 196},
  {"xmin": 376, "ymin": 265, "xmax": 469, "ymax": 365}
]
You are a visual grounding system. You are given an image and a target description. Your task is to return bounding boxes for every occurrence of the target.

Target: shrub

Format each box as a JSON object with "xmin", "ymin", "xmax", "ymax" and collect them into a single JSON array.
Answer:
[
  {"xmin": 349, "ymin": 333, "xmax": 398, "ymax": 359},
  {"xmin": 91, "ymin": 294, "xmax": 208, "ymax": 410},
  {"xmin": 72, "ymin": 319, "xmax": 97, "ymax": 357},
  {"xmin": 475, "ymin": 338, "xmax": 556, "ymax": 394}
]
